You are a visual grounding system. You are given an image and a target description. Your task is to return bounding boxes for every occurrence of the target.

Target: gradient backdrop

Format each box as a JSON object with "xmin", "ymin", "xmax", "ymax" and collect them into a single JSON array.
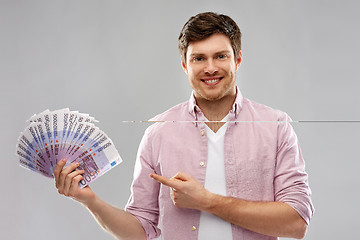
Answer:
[{"xmin": 1, "ymin": 0, "xmax": 359, "ymax": 239}]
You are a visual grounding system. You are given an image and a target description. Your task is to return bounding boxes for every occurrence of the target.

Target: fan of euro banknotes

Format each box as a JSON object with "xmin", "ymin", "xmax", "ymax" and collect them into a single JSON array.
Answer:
[{"xmin": 16, "ymin": 108, "xmax": 122, "ymax": 188}]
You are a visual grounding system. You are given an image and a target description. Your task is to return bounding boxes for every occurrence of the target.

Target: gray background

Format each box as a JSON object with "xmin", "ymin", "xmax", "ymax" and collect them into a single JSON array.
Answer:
[{"xmin": 1, "ymin": 0, "xmax": 359, "ymax": 239}]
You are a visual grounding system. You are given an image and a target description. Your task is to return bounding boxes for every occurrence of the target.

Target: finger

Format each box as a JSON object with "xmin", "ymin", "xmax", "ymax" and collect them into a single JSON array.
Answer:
[
  {"xmin": 170, "ymin": 188, "xmax": 176, "ymax": 203},
  {"xmin": 54, "ymin": 159, "xmax": 67, "ymax": 188},
  {"xmin": 174, "ymin": 171, "xmax": 193, "ymax": 181},
  {"xmin": 63, "ymin": 169, "xmax": 85, "ymax": 196},
  {"xmin": 58, "ymin": 162, "xmax": 80, "ymax": 190},
  {"xmin": 170, "ymin": 187, "xmax": 178, "ymax": 198},
  {"xmin": 150, "ymin": 174, "xmax": 180, "ymax": 189},
  {"xmin": 150, "ymin": 174, "xmax": 170, "ymax": 185},
  {"xmin": 68, "ymin": 175, "xmax": 84, "ymax": 196}
]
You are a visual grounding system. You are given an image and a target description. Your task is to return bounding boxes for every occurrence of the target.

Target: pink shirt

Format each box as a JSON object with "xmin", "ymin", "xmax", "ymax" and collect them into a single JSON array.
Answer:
[{"xmin": 125, "ymin": 88, "xmax": 314, "ymax": 240}]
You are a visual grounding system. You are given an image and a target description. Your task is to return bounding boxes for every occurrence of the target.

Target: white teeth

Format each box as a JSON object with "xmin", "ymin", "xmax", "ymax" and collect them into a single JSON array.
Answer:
[{"xmin": 205, "ymin": 79, "xmax": 219, "ymax": 83}]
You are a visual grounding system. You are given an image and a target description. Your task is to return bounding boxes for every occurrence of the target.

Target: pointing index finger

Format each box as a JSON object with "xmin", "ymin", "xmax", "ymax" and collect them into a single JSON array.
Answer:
[{"xmin": 150, "ymin": 174, "xmax": 179, "ymax": 188}]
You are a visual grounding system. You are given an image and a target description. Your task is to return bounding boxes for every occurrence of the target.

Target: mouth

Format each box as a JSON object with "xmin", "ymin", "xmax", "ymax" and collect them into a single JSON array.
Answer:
[{"xmin": 201, "ymin": 77, "xmax": 223, "ymax": 85}]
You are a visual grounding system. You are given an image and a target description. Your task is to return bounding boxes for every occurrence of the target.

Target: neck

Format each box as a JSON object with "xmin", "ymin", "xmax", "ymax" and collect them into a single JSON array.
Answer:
[
  {"xmin": 195, "ymin": 92, "xmax": 236, "ymax": 121},
  {"xmin": 196, "ymin": 94, "xmax": 235, "ymax": 133}
]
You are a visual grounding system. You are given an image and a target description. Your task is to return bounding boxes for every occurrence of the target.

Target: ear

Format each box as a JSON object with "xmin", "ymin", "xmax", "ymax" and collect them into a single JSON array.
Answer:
[
  {"xmin": 235, "ymin": 50, "xmax": 242, "ymax": 71},
  {"xmin": 181, "ymin": 56, "xmax": 188, "ymax": 74}
]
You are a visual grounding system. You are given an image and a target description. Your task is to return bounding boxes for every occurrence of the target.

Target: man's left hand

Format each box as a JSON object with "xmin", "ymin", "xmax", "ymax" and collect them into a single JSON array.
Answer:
[{"xmin": 150, "ymin": 172, "xmax": 213, "ymax": 211}]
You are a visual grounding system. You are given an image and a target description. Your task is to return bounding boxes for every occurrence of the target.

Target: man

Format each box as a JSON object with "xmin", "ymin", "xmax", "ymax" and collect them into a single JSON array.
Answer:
[{"xmin": 54, "ymin": 12, "xmax": 314, "ymax": 240}]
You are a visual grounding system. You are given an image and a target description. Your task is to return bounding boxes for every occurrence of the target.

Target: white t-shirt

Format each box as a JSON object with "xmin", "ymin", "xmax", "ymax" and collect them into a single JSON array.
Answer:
[{"xmin": 198, "ymin": 116, "xmax": 233, "ymax": 240}]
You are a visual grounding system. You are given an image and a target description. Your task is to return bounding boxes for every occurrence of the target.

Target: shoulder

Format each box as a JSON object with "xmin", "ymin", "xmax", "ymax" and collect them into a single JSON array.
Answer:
[
  {"xmin": 241, "ymin": 97, "xmax": 290, "ymax": 121},
  {"xmin": 144, "ymin": 100, "xmax": 191, "ymax": 137},
  {"xmin": 149, "ymin": 101, "xmax": 190, "ymax": 122}
]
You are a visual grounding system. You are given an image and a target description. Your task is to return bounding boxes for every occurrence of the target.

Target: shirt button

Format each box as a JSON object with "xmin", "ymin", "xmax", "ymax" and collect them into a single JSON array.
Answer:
[
  {"xmin": 199, "ymin": 162, "xmax": 205, "ymax": 167},
  {"xmin": 200, "ymin": 130, "xmax": 205, "ymax": 136},
  {"xmin": 192, "ymin": 226, "xmax": 197, "ymax": 231}
]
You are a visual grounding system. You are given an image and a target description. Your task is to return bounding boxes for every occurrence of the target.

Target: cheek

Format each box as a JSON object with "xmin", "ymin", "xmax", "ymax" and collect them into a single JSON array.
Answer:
[
  {"xmin": 188, "ymin": 63, "xmax": 203, "ymax": 74},
  {"xmin": 222, "ymin": 62, "xmax": 236, "ymax": 73},
  {"xmin": 187, "ymin": 69, "xmax": 199, "ymax": 80}
]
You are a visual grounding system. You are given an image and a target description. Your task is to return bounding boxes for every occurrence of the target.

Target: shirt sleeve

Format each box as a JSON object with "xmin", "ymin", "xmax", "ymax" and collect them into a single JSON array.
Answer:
[
  {"xmin": 125, "ymin": 126, "xmax": 161, "ymax": 239},
  {"xmin": 274, "ymin": 112, "xmax": 315, "ymax": 225}
]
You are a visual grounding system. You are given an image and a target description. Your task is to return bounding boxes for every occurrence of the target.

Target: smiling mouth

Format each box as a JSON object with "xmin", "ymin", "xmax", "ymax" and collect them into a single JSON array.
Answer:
[{"xmin": 201, "ymin": 77, "xmax": 223, "ymax": 85}]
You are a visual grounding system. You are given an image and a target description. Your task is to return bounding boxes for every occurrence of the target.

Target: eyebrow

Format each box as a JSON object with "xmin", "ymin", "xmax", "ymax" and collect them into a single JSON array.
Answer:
[{"xmin": 189, "ymin": 50, "xmax": 232, "ymax": 58}]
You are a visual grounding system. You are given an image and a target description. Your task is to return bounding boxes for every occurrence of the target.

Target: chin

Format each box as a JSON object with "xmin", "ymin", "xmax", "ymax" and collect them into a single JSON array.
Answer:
[{"xmin": 202, "ymin": 93, "xmax": 223, "ymax": 101}]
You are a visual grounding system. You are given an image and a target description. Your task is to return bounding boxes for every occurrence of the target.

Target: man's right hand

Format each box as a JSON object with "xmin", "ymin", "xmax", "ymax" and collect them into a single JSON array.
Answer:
[{"xmin": 53, "ymin": 159, "xmax": 95, "ymax": 207}]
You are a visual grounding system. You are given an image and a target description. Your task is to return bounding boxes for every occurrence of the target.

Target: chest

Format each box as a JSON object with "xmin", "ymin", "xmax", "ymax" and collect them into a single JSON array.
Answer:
[{"xmin": 151, "ymin": 122, "xmax": 278, "ymax": 189}]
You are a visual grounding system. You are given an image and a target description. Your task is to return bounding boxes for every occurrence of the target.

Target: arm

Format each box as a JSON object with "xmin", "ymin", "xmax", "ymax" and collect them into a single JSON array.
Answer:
[
  {"xmin": 151, "ymin": 172, "xmax": 307, "ymax": 239},
  {"xmin": 204, "ymin": 193, "xmax": 307, "ymax": 239},
  {"xmin": 54, "ymin": 159, "xmax": 146, "ymax": 240}
]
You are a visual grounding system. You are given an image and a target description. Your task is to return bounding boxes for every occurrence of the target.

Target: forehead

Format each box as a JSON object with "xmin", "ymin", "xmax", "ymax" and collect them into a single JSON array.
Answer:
[{"xmin": 186, "ymin": 33, "xmax": 233, "ymax": 56}]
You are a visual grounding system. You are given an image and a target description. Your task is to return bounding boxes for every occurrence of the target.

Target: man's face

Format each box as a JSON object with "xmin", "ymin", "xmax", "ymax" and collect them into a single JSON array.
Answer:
[{"xmin": 181, "ymin": 33, "xmax": 242, "ymax": 102}]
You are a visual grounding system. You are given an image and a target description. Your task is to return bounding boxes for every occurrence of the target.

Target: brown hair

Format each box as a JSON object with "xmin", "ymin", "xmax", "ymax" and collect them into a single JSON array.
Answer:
[{"xmin": 178, "ymin": 12, "xmax": 242, "ymax": 63}]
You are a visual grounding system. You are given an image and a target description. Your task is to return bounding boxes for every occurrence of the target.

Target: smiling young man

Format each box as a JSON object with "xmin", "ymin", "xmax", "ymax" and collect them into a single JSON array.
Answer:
[
  {"xmin": 181, "ymin": 32, "xmax": 241, "ymax": 133},
  {"xmin": 54, "ymin": 12, "xmax": 314, "ymax": 240}
]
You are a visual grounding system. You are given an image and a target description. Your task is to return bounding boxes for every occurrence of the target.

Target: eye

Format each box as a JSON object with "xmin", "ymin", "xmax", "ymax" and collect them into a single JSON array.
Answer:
[
  {"xmin": 218, "ymin": 54, "xmax": 228, "ymax": 60},
  {"xmin": 192, "ymin": 56, "xmax": 204, "ymax": 62}
]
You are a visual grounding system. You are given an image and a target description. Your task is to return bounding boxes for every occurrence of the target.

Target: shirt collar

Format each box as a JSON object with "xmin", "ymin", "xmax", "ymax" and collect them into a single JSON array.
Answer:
[{"xmin": 188, "ymin": 86, "xmax": 243, "ymax": 123}]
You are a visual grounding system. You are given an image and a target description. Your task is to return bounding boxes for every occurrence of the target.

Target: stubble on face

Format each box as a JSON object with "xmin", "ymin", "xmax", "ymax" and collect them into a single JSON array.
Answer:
[
  {"xmin": 183, "ymin": 34, "xmax": 240, "ymax": 105},
  {"xmin": 192, "ymin": 71, "xmax": 236, "ymax": 102}
]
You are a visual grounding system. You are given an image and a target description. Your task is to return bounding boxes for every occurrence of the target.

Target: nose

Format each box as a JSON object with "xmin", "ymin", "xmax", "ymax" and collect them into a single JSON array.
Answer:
[{"xmin": 204, "ymin": 59, "xmax": 218, "ymax": 75}]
